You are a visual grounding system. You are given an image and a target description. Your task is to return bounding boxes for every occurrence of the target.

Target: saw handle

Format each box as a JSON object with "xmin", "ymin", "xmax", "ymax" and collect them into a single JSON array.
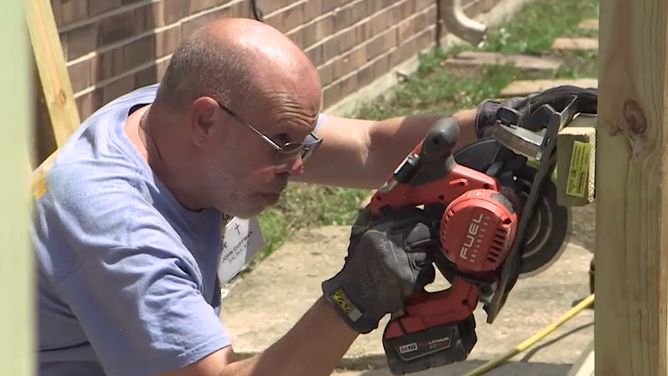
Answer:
[
  {"xmin": 406, "ymin": 116, "xmax": 461, "ymax": 188},
  {"xmin": 419, "ymin": 117, "xmax": 460, "ymax": 163},
  {"xmin": 369, "ymin": 116, "xmax": 498, "ymax": 216},
  {"xmin": 379, "ymin": 116, "xmax": 462, "ymax": 191}
]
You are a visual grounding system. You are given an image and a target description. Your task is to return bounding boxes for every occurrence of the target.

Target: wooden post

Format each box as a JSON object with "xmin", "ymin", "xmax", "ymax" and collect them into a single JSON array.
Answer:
[
  {"xmin": 595, "ymin": 0, "xmax": 668, "ymax": 375},
  {"xmin": 0, "ymin": 2, "xmax": 34, "ymax": 376},
  {"xmin": 25, "ymin": 0, "xmax": 80, "ymax": 168}
]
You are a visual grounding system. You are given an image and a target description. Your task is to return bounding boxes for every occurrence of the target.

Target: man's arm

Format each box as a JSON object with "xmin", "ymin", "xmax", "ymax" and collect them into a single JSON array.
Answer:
[
  {"xmin": 294, "ymin": 109, "xmax": 478, "ymax": 189},
  {"xmin": 164, "ymin": 296, "xmax": 358, "ymax": 376}
]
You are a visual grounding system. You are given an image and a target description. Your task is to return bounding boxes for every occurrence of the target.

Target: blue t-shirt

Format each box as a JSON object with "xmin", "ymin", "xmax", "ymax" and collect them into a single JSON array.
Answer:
[{"xmin": 32, "ymin": 84, "xmax": 325, "ymax": 376}]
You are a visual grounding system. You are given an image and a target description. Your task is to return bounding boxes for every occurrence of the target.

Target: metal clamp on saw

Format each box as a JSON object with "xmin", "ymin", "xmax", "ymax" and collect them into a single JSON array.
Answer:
[{"xmin": 366, "ymin": 91, "xmax": 593, "ymax": 375}]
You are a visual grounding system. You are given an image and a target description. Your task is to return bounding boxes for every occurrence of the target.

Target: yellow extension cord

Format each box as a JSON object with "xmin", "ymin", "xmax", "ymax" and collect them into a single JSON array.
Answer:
[{"xmin": 457, "ymin": 293, "xmax": 595, "ymax": 376}]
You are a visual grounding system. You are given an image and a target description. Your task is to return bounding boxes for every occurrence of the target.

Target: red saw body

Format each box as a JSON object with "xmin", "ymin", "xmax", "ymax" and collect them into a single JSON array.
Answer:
[
  {"xmin": 366, "ymin": 114, "xmax": 571, "ymax": 375},
  {"xmin": 440, "ymin": 189, "xmax": 518, "ymax": 273}
]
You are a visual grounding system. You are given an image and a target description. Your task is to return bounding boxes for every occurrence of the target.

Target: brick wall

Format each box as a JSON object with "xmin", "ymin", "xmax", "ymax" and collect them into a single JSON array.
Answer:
[{"xmin": 51, "ymin": 0, "xmax": 502, "ymax": 122}]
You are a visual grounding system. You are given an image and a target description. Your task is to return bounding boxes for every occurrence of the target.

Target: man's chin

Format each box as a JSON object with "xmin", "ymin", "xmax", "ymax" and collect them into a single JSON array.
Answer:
[
  {"xmin": 224, "ymin": 194, "xmax": 280, "ymax": 219},
  {"xmin": 258, "ymin": 192, "xmax": 281, "ymax": 205}
]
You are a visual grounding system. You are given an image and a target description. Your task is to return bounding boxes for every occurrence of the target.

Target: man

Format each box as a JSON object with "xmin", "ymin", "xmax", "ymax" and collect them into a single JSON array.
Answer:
[{"xmin": 32, "ymin": 17, "xmax": 522, "ymax": 376}]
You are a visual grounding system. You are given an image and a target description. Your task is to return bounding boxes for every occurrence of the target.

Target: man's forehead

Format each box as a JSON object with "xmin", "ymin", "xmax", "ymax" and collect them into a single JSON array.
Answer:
[
  {"xmin": 268, "ymin": 110, "xmax": 319, "ymax": 134},
  {"xmin": 259, "ymin": 94, "xmax": 319, "ymax": 124}
]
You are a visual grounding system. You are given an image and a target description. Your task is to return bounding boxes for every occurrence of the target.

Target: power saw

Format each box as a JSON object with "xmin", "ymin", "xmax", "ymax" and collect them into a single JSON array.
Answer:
[{"xmin": 365, "ymin": 85, "xmax": 597, "ymax": 375}]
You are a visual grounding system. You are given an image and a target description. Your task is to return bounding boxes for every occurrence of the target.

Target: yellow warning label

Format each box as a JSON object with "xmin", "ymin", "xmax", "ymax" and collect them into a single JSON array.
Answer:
[
  {"xmin": 332, "ymin": 288, "xmax": 354, "ymax": 315},
  {"xmin": 566, "ymin": 141, "xmax": 592, "ymax": 198}
]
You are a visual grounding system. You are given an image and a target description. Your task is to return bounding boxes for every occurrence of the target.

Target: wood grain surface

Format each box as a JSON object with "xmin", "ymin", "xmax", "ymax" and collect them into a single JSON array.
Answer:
[{"xmin": 595, "ymin": 0, "xmax": 668, "ymax": 375}]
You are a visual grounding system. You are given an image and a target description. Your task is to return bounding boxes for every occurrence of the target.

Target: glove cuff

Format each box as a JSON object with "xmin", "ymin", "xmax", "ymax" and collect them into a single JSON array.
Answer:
[
  {"xmin": 321, "ymin": 279, "xmax": 380, "ymax": 334},
  {"xmin": 474, "ymin": 99, "xmax": 501, "ymax": 139}
]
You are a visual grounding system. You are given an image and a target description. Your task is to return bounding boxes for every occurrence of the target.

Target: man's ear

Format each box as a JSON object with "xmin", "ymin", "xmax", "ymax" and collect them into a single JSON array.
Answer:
[{"xmin": 190, "ymin": 97, "xmax": 220, "ymax": 147}]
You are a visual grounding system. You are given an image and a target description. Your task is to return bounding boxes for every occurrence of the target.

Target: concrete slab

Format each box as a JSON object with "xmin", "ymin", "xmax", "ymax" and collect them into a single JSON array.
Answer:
[
  {"xmin": 566, "ymin": 340, "xmax": 594, "ymax": 376},
  {"xmin": 220, "ymin": 225, "xmax": 594, "ymax": 372},
  {"xmin": 551, "ymin": 38, "xmax": 598, "ymax": 51},
  {"xmin": 333, "ymin": 361, "xmax": 573, "ymax": 376},
  {"xmin": 578, "ymin": 19, "xmax": 598, "ymax": 30},
  {"xmin": 443, "ymin": 51, "xmax": 563, "ymax": 71},
  {"xmin": 499, "ymin": 78, "xmax": 598, "ymax": 97}
]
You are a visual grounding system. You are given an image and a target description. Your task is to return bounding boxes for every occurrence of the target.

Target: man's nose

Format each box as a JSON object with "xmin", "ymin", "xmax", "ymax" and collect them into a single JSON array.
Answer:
[{"xmin": 276, "ymin": 156, "xmax": 304, "ymax": 176}]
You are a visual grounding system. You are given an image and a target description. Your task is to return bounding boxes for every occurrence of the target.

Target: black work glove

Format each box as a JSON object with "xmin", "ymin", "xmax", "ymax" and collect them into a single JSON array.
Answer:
[
  {"xmin": 350, "ymin": 206, "xmax": 436, "ymax": 289},
  {"xmin": 474, "ymin": 85, "xmax": 598, "ymax": 139},
  {"xmin": 474, "ymin": 96, "xmax": 525, "ymax": 138},
  {"xmin": 321, "ymin": 206, "xmax": 437, "ymax": 334}
]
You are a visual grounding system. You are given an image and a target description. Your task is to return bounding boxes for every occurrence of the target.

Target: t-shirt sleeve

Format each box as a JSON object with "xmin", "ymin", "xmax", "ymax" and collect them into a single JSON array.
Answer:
[
  {"xmin": 47, "ymin": 175, "xmax": 231, "ymax": 376},
  {"xmin": 56, "ymin": 244, "xmax": 230, "ymax": 376}
]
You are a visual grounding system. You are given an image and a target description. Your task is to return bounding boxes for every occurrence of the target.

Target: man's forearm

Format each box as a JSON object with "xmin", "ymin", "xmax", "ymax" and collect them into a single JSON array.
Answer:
[
  {"xmin": 220, "ymin": 296, "xmax": 359, "ymax": 376},
  {"xmin": 365, "ymin": 108, "xmax": 478, "ymax": 187}
]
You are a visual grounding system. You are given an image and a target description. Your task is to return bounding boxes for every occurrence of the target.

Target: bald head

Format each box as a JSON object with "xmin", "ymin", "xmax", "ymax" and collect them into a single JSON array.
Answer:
[
  {"xmin": 143, "ymin": 18, "xmax": 323, "ymax": 215},
  {"xmin": 155, "ymin": 17, "xmax": 321, "ymax": 114}
]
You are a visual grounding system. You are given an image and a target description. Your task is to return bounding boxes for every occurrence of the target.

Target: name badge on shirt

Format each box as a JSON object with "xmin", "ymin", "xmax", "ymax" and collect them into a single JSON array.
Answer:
[{"xmin": 217, "ymin": 216, "xmax": 265, "ymax": 285}]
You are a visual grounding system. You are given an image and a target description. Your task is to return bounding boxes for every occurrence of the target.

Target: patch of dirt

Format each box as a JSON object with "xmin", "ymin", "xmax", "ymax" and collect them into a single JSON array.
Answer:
[{"xmin": 432, "ymin": 63, "xmax": 487, "ymax": 79}]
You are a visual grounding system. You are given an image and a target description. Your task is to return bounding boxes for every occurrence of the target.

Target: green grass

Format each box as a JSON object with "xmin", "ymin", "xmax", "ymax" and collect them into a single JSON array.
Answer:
[
  {"xmin": 249, "ymin": 0, "xmax": 600, "ymax": 270},
  {"xmin": 254, "ymin": 184, "xmax": 367, "ymax": 262},
  {"xmin": 476, "ymin": 0, "xmax": 599, "ymax": 53},
  {"xmin": 355, "ymin": 0, "xmax": 599, "ymax": 120}
]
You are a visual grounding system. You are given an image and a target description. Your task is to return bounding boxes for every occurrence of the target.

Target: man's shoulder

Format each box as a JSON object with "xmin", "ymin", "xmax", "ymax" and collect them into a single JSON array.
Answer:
[
  {"xmin": 30, "ymin": 87, "xmax": 167, "ymax": 256},
  {"xmin": 31, "ymin": 146, "xmax": 154, "ymax": 241},
  {"xmin": 91, "ymin": 83, "xmax": 160, "ymax": 119},
  {"xmin": 48, "ymin": 84, "xmax": 160, "ymax": 159},
  {"xmin": 31, "ymin": 150, "xmax": 156, "ymax": 279},
  {"xmin": 34, "ymin": 147, "xmax": 147, "ymax": 203},
  {"xmin": 31, "ymin": 83, "xmax": 162, "ymax": 214}
]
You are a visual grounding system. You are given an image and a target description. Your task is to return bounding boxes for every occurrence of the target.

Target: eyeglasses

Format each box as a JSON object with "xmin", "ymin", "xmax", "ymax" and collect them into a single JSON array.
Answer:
[{"xmin": 217, "ymin": 102, "xmax": 323, "ymax": 166}]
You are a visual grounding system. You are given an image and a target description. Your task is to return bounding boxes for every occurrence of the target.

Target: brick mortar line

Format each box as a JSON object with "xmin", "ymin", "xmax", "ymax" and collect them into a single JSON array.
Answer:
[
  {"xmin": 71, "ymin": 0, "xmax": 432, "ymax": 100},
  {"xmin": 67, "ymin": 25, "xmax": 169, "ymax": 67},
  {"xmin": 72, "ymin": 20, "xmax": 430, "ymax": 101},
  {"xmin": 66, "ymin": 0, "xmax": 245, "ymax": 67},
  {"xmin": 316, "ymin": 4, "xmax": 436, "ymax": 69},
  {"xmin": 303, "ymin": 0, "xmax": 409, "ymax": 55},
  {"xmin": 263, "ymin": 0, "xmax": 309, "ymax": 19},
  {"xmin": 287, "ymin": 0, "xmax": 368, "ymax": 36},
  {"xmin": 66, "ymin": 0, "xmax": 362, "ymax": 67},
  {"xmin": 73, "ymin": 55, "xmax": 172, "ymax": 99},
  {"xmin": 321, "ymin": 24, "xmax": 437, "ymax": 92},
  {"xmin": 65, "ymin": 0, "xmax": 411, "ymax": 69},
  {"xmin": 57, "ymin": 0, "xmax": 158, "ymax": 34},
  {"xmin": 323, "ymin": 0, "xmax": 531, "ymax": 117},
  {"xmin": 73, "ymin": 4, "xmax": 434, "ymax": 100}
]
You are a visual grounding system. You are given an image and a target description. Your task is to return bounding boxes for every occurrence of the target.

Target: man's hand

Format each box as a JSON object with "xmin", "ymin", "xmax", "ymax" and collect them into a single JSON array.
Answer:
[
  {"xmin": 321, "ymin": 206, "xmax": 437, "ymax": 334},
  {"xmin": 474, "ymin": 96, "xmax": 526, "ymax": 138},
  {"xmin": 473, "ymin": 85, "xmax": 599, "ymax": 138}
]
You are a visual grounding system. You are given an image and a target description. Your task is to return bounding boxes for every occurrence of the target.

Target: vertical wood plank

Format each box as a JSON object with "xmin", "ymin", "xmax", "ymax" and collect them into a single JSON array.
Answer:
[
  {"xmin": 25, "ymin": 0, "xmax": 80, "ymax": 154},
  {"xmin": 0, "ymin": 1, "xmax": 34, "ymax": 375},
  {"xmin": 595, "ymin": 0, "xmax": 668, "ymax": 374}
]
